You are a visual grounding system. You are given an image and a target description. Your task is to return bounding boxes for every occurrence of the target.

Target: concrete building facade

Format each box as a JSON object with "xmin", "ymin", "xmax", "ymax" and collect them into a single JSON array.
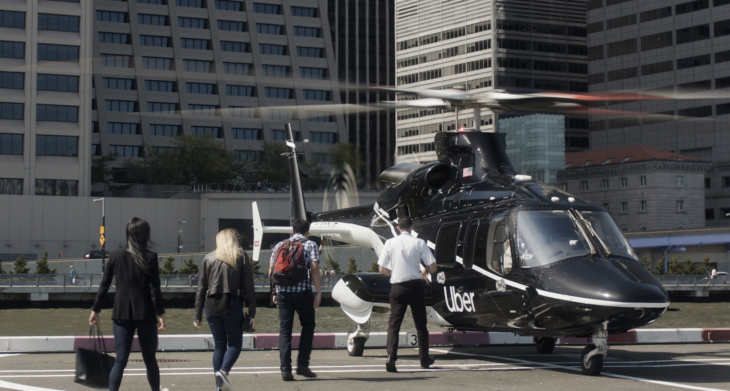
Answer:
[
  {"xmin": 0, "ymin": 0, "xmax": 94, "ymax": 198},
  {"xmin": 500, "ymin": 114, "xmax": 565, "ymax": 184},
  {"xmin": 393, "ymin": 0, "xmax": 589, "ymax": 165},
  {"xmin": 587, "ymin": 0, "xmax": 730, "ymax": 227},
  {"xmin": 558, "ymin": 145, "xmax": 712, "ymax": 232},
  {"xmin": 91, "ymin": 0, "xmax": 347, "ymax": 183}
]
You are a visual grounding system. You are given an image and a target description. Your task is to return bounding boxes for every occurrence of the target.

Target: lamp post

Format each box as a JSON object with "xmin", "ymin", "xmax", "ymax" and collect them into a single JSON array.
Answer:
[
  {"xmin": 177, "ymin": 221, "xmax": 186, "ymax": 253},
  {"xmin": 93, "ymin": 198, "xmax": 105, "ymax": 273}
]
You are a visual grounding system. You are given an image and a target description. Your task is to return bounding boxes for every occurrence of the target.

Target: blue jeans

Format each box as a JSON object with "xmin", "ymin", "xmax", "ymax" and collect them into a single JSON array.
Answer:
[
  {"xmin": 277, "ymin": 291, "xmax": 315, "ymax": 374},
  {"xmin": 205, "ymin": 297, "xmax": 243, "ymax": 375},
  {"xmin": 110, "ymin": 319, "xmax": 159, "ymax": 391}
]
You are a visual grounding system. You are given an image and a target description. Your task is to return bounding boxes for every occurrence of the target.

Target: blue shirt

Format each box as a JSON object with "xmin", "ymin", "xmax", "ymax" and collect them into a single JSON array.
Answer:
[{"xmin": 270, "ymin": 233, "xmax": 319, "ymax": 293}]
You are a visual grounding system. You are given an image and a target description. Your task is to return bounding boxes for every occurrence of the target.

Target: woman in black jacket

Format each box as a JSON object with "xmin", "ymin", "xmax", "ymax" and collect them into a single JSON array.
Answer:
[
  {"xmin": 90, "ymin": 217, "xmax": 166, "ymax": 391},
  {"xmin": 194, "ymin": 228, "xmax": 256, "ymax": 391}
]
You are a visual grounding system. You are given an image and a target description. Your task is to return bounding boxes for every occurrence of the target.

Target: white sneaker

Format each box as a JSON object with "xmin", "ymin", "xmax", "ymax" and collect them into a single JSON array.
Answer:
[{"xmin": 215, "ymin": 371, "xmax": 233, "ymax": 391}]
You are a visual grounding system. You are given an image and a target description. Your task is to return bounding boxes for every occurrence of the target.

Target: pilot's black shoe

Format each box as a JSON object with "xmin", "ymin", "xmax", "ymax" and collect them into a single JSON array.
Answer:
[
  {"xmin": 281, "ymin": 374, "xmax": 294, "ymax": 381},
  {"xmin": 296, "ymin": 367, "xmax": 317, "ymax": 378},
  {"xmin": 421, "ymin": 356, "xmax": 436, "ymax": 369},
  {"xmin": 386, "ymin": 356, "xmax": 397, "ymax": 373}
]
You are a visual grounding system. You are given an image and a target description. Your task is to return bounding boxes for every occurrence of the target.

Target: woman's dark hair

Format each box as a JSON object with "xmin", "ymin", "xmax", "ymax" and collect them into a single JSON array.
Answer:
[{"xmin": 126, "ymin": 217, "xmax": 152, "ymax": 273}]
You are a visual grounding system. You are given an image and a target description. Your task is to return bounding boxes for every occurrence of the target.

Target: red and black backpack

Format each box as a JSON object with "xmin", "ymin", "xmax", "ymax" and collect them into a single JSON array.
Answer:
[{"xmin": 269, "ymin": 238, "xmax": 309, "ymax": 286}]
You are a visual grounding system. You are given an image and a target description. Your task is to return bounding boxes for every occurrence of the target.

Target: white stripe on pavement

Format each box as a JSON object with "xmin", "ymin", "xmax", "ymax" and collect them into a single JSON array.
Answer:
[{"xmin": 0, "ymin": 380, "xmax": 64, "ymax": 391}]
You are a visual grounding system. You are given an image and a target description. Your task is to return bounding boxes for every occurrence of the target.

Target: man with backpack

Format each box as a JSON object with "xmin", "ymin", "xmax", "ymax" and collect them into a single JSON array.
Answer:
[{"xmin": 269, "ymin": 219, "xmax": 322, "ymax": 381}]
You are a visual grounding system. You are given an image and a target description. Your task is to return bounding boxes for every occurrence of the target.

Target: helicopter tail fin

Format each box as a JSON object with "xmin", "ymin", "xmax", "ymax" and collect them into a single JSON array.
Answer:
[{"xmin": 285, "ymin": 123, "xmax": 308, "ymax": 222}]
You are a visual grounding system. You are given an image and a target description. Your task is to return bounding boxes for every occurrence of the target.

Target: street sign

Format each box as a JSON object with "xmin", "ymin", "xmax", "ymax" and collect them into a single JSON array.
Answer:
[
  {"xmin": 100, "ymin": 226, "xmax": 105, "ymax": 234},
  {"xmin": 100, "ymin": 234, "xmax": 105, "ymax": 246}
]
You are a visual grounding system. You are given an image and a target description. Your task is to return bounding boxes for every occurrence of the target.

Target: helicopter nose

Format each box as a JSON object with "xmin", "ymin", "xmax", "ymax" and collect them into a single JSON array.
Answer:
[{"xmin": 545, "ymin": 258, "xmax": 670, "ymax": 305}]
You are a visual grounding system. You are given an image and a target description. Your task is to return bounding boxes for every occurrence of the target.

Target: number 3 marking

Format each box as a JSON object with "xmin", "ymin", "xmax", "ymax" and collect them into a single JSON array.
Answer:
[{"xmin": 409, "ymin": 333, "xmax": 417, "ymax": 346}]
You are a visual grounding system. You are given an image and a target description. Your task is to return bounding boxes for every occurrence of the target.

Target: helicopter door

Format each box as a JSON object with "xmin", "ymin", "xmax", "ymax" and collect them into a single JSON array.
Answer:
[{"xmin": 485, "ymin": 211, "xmax": 523, "ymax": 322}]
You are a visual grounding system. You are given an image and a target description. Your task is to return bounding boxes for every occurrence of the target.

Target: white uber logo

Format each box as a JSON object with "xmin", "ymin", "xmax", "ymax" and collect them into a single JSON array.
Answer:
[{"xmin": 443, "ymin": 286, "xmax": 476, "ymax": 313}]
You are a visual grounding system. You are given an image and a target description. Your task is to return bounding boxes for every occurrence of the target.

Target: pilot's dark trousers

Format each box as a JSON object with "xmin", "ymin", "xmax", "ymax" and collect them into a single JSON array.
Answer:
[{"xmin": 387, "ymin": 279, "xmax": 429, "ymax": 365}]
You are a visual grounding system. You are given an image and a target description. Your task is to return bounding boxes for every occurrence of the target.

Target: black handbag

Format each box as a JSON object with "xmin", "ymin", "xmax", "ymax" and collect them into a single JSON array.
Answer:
[
  {"xmin": 74, "ymin": 325, "xmax": 115, "ymax": 389},
  {"xmin": 242, "ymin": 299, "xmax": 255, "ymax": 333}
]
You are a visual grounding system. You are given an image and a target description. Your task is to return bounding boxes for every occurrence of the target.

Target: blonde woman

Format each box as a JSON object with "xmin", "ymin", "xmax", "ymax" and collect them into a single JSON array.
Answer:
[{"xmin": 194, "ymin": 229, "xmax": 256, "ymax": 391}]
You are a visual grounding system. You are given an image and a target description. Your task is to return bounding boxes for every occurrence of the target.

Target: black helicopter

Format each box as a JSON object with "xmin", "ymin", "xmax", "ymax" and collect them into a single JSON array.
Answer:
[{"xmin": 252, "ymin": 124, "xmax": 670, "ymax": 376}]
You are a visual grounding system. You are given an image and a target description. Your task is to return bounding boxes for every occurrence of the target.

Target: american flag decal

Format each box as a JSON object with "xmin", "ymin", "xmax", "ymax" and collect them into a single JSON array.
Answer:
[{"xmin": 463, "ymin": 167, "xmax": 473, "ymax": 177}]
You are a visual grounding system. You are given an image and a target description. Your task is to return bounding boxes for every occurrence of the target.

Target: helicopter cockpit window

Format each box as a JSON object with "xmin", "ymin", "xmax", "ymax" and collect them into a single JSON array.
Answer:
[
  {"xmin": 488, "ymin": 224, "xmax": 512, "ymax": 275},
  {"xmin": 579, "ymin": 211, "xmax": 638, "ymax": 260},
  {"xmin": 426, "ymin": 164, "xmax": 450, "ymax": 189},
  {"xmin": 516, "ymin": 210, "xmax": 592, "ymax": 268},
  {"xmin": 435, "ymin": 222, "xmax": 462, "ymax": 268}
]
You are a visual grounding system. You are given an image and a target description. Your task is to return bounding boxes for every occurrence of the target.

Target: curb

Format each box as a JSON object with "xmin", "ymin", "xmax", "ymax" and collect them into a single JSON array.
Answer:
[{"xmin": 2, "ymin": 329, "xmax": 729, "ymax": 353}]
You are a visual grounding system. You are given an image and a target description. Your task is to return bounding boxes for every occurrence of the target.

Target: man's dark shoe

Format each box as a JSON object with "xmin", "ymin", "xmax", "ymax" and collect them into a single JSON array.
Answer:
[
  {"xmin": 421, "ymin": 355, "xmax": 436, "ymax": 369},
  {"xmin": 296, "ymin": 367, "xmax": 317, "ymax": 378},
  {"xmin": 385, "ymin": 356, "xmax": 397, "ymax": 373},
  {"xmin": 281, "ymin": 374, "xmax": 294, "ymax": 381}
]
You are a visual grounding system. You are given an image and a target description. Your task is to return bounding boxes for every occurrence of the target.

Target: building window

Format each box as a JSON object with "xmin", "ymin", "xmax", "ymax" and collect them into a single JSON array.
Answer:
[
  {"xmin": 109, "ymin": 145, "xmax": 142, "ymax": 157},
  {"xmin": 641, "ymin": 31, "xmax": 673, "ymax": 51},
  {"xmin": 307, "ymin": 111, "xmax": 332, "ymax": 122},
  {"xmin": 0, "ymin": 103, "xmax": 23, "ymax": 120},
  {"xmin": 38, "ymin": 44, "xmax": 79, "ymax": 62},
  {"xmin": 724, "ymin": 176, "xmax": 730, "ymax": 187},
  {"xmin": 0, "ymin": 178, "xmax": 23, "ymax": 195},
  {"xmin": 215, "ymin": 0, "xmax": 243, "ymax": 10},
  {"xmin": 97, "ymin": 11, "xmax": 127, "ymax": 22},
  {"xmin": 601, "ymin": 179, "xmax": 609, "ymax": 189},
  {"xmin": 676, "ymin": 0, "xmax": 709, "ymax": 14},
  {"xmin": 223, "ymin": 62, "xmax": 251, "ymax": 75},
  {"xmin": 140, "ymin": 35, "xmax": 170, "ymax": 47},
  {"xmin": 138, "ymin": 14, "xmax": 167, "ymax": 25},
  {"xmin": 226, "ymin": 85, "xmax": 254, "ymax": 97},
  {"xmin": 37, "ymin": 74, "xmax": 77, "ymax": 92},
  {"xmin": 253, "ymin": 3, "xmax": 280, "ymax": 13},
  {"xmin": 36, "ymin": 135, "xmax": 78, "ymax": 156},
  {"xmin": 271, "ymin": 129, "xmax": 286, "ymax": 140},
  {"xmin": 178, "ymin": 17, "xmax": 207, "ymax": 29},
  {"xmin": 191, "ymin": 126, "xmax": 220, "ymax": 137},
  {"xmin": 0, "ymin": 41, "xmax": 23, "ymax": 59},
  {"xmin": 313, "ymin": 153, "xmax": 335, "ymax": 164},
  {"xmin": 603, "ymin": 203, "xmax": 609, "ymax": 211},
  {"xmin": 293, "ymin": 26, "xmax": 320, "ymax": 37},
  {"xmin": 259, "ymin": 44, "xmax": 286, "ymax": 55},
  {"xmin": 101, "ymin": 54, "xmax": 132, "ymax": 68},
  {"xmin": 621, "ymin": 202, "xmax": 628, "ymax": 212},
  {"xmin": 188, "ymin": 104, "xmax": 218, "ymax": 116},
  {"xmin": 302, "ymin": 89, "xmax": 329, "ymax": 101},
  {"xmin": 186, "ymin": 83, "xmax": 215, "ymax": 94},
  {"xmin": 300, "ymin": 67, "xmax": 326, "ymax": 80},
  {"xmin": 39, "ymin": 14, "xmax": 80, "ymax": 32},
  {"xmin": 183, "ymin": 60, "xmax": 212, "ymax": 73},
  {"xmin": 309, "ymin": 131, "xmax": 337, "ymax": 144},
  {"xmin": 236, "ymin": 150, "xmax": 261, "ymax": 161},
  {"xmin": 0, "ymin": 11, "xmax": 25, "ymax": 28},
  {"xmin": 291, "ymin": 6, "xmax": 317, "ymax": 17},
  {"xmin": 37, "ymin": 104, "xmax": 77, "ymax": 122},
  {"xmin": 716, "ymin": 19, "xmax": 730, "ymax": 37},
  {"xmin": 145, "ymin": 80, "xmax": 174, "ymax": 92},
  {"xmin": 218, "ymin": 20, "xmax": 244, "ymax": 31},
  {"xmin": 560, "ymin": 183, "xmax": 567, "ymax": 191},
  {"xmin": 269, "ymin": 109, "xmax": 292, "ymax": 120},
  {"xmin": 181, "ymin": 38, "xmax": 210, "ymax": 50},
  {"xmin": 677, "ymin": 54, "xmax": 711, "ymax": 70},
  {"xmin": 580, "ymin": 181, "xmax": 588, "ymax": 191},
  {"xmin": 107, "ymin": 123, "xmax": 139, "ymax": 134},
  {"xmin": 607, "ymin": 39, "xmax": 637, "ymax": 57},
  {"xmin": 642, "ymin": 61, "xmax": 673, "ymax": 76},
  {"xmin": 149, "ymin": 124, "xmax": 180, "ymax": 136},
  {"xmin": 98, "ymin": 32, "xmax": 130, "ymax": 44},
  {"xmin": 641, "ymin": 6, "xmax": 672, "ymax": 22},
  {"xmin": 297, "ymin": 47, "xmax": 322, "ymax": 58},
  {"xmin": 706, "ymin": 208, "xmax": 715, "ymax": 220},
  {"xmin": 256, "ymin": 23, "xmax": 283, "ymax": 35},
  {"xmin": 232, "ymin": 128, "xmax": 259, "ymax": 140},
  {"xmin": 102, "ymin": 77, "xmax": 132, "ymax": 90},
  {"xmin": 105, "ymin": 100, "xmax": 136, "ymax": 112},
  {"xmin": 0, "ymin": 133, "xmax": 22, "ymax": 155},
  {"xmin": 229, "ymin": 107, "xmax": 256, "ymax": 118},
  {"xmin": 677, "ymin": 200, "xmax": 684, "ymax": 211},
  {"xmin": 261, "ymin": 65, "xmax": 288, "ymax": 77},
  {"xmin": 676, "ymin": 24, "xmax": 710, "ymax": 44},
  {"xmin": 640, "ymin": 176, "xmax": 647, "ymax": 186},
  {"xmin": 220, "ymin": 41, "xmax": 248, "ymax": 52},
  {"xmin": 147, "ymin": 102, "xmax": 177, "ymax": 114},
  {"xmin": 265, "ymin": 87, "xmax": 292, "ymax": 99},
  {"xmin": 705, "ymin": 178, "xmax": 711, "ymax": 189},
  {"xmin": 0, "ymin": 72, "xmax": 23, "ymax": 90},
  {"xmin": 176, "ymin": 0, "xmax": 204, "ymax": 7},
  {"xmin": 640, "ymin": 200, "xmax": 647, "ymax": 211},
  {"xmin": 35, "ymin": 179, "xmax": 77, "ymax": 196},
  {"xmin": 676, "ymin": 176, "xmax": 684, "ymax": 187},
  {"xmin": 620, "ymin": 177, "xmax": 628, "ymax": 188}
]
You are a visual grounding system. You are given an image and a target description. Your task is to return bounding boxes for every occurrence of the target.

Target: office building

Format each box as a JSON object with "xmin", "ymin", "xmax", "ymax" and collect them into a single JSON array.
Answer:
[
  {"xmin": 558, "ymin": 145, "xmax": 711, "ymax": 231},
  {"xmin": 587, "ymin": 0, "xmax": 730, "ymax": 226},
  {"xmin": 92, "ymin": 0, "xmax": 347, "ymax": 184},
  {"xmin": 500, "ymin": 114, "xmax": 565, "ymax": 184},
  {"xmin": 327, "ymin": 0, "xmax": 395, "ymax": 188},
  {"xmin": 393, "ymin": 0, "xmax": 589, "ymax": 165},
  {"xmin": 0, "ymin": 0, "xmax": 94, "ymax": 197}
]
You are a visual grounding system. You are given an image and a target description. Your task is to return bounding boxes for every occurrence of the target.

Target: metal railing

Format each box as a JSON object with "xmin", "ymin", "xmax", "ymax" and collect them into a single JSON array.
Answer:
[{"xmin": 655, "ymin": 275, "xmax": 728, "ymax": 286}]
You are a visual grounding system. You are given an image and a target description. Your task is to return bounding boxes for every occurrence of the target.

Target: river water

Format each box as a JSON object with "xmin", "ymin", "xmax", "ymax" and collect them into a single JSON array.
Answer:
[{"xmin": 1, "ymin": 303, "xmax": 729, "ymax": 336}]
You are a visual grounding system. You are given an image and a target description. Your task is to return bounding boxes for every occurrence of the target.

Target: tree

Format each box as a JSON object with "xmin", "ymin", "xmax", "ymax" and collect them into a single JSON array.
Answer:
[
  {"xmin": 368, "ymin": 262, "xmax": 380, "ymax": 272},
  {"xmin": 91, "ymin": 153, "xmax": 118, "ymax": 189},
  {"xmin": 697, "ymin": 255, "xmax": 713, "ymax": 275},
  {"xmin": 251, "ymin": 260, "xmax": 263, "ymax": 275},
  {"xmin": 12, "ymin": 255, "xmax": 29, "ymax": 274},
  {"xmin": 667, "ymin": 255, "xmax": 683, "ymax": 275},
  {"xmin": 251, "ymin": 141, "xmax": 290, "ymax": 184},
  {"xmin": 123, "ymin": 134, "xmax": 245, "ymax": 185},
  {"xmin": 654, "ymin": 256, "xmax": 666, "ymax": 275},
  {"xmin": 35, "ymin": 252, "xmax": 57, "ymax": 274},
  {"xmin": 640, "ymin": 256, "xmax": 652, "ymax": 272},
  {"xmin": 0, "ymin": 257, "xmax": 5, "ymax": 274},
  {"xmin": 681, "ymin": 257, "xmax": 696, "ymax": 275},
  {"xmin": 178, "ymin": 256, "xmax": 198, "ymax": 275},
  {"xmin": 324, "ymin": 253, "xmax": 341, "ymax": 274},
  {"xmin": 330, "ymin": 143, "xmax": 366, "ymax": 177},
  {"xmin": 159, "ymin": 255, "xmax": 177, "ymax": 275},
  {"xmin": 345, "ymin": 257, "xmax": 360, "ymax": 275}
]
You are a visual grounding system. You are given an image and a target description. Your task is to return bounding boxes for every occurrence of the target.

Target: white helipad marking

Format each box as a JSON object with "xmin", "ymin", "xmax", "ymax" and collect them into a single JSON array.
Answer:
[
  {"xmin": 432, "ymin": 349, "xmax": 730, "ymax": 391},
  {"xmin": 0, "ymin": 355, "xmax": 20, "ymax": 359},
  {"xmin": 0, "ymin": 380, "xmax": 64, "ymax": 391}
]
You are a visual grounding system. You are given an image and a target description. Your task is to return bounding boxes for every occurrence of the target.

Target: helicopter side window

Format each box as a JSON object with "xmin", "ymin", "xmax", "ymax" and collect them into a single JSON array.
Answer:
[
  {"xmin": 435, "ymin": 222, "xmax": 462, "ymax": 268},
  {"xmin": 487, "ymin": 224, "xmax": 511, "ymax": 275},
  {"xmin": 473, "ymin": 221, "xmax": 488, "ymax": 270},
  {"xmin": 462, "ymin": 219, "xmax": 480, "ymax": 270}
]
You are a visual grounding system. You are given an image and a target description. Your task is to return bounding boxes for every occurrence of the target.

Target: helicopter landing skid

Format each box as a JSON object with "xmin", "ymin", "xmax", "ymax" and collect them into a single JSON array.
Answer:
[
  {"xmin": 581, "ymin": 321, "xmax": 609, "ymax": 376},
  {"xmin": 346, "ymin": 322, "xmax": 370, "ymax": 357}
]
